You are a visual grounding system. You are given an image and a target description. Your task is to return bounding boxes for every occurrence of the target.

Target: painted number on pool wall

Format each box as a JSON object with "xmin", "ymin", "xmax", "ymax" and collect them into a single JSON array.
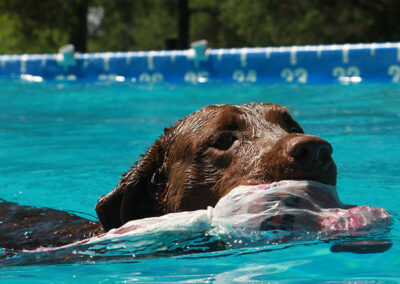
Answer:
[
  {"xmin": 388, "ymin": 65, "xmax": 400, "ymax": 82},
  {"xmin": 332, "ymin": 66, "xmax": 360, "ymax": 78},
  {"xmin": 281, "ymin": 68, "xmax": 307, "ymax": 83},
  {"xmin": 139, "ymin": 72, "xmax": 164, "ymax": 83},
  {"xmin": 232, "ymin": 70, "xmax": 257, "ymax": 82},
  {"xmin": 184, "ymin": 71, "xmax": 209, "ymax": 83}
]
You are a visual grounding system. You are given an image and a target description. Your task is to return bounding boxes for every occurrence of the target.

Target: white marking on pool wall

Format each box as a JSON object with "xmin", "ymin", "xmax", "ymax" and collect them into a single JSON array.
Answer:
[
  {"xmin": 317, "ymin": 45, "xmax": 323, "ymax": 58},
  {"xmin": 397, "ymin": 43, "xmax": 400, "ymax": 61},
  {"xmin": 290, "ymin": 46, "xmax": 297, "ymax": 65},
  {"xmin": 205, "ymin": 49, "xmax": 211, "ymax": 59},
  {"xmin": 20, "ymin": 54, "xmax": 28, "ymax": 73},
  {"xmin": 170, "ymin": 51, "xmax": 177, "ymax": 63},
  {"xmin": 281, "ymin": 68, "xmax": 307, "ymax": 83},
  {"xmin": 342, "ymin": 44, "xmax": 349, "ymax": 64},
  {"xmin": 388, "ymin": 65, "xmax": 400, "ymax": 82},
  {"xmin": 265, "ymin": 47, "xmax": 271, "ymax": 59},
  {"xmin": 126, "ymin": 52, "xmax": 134, "ymax": 65},
  {"xmin": 240, "ymin": 48, "xmax": 247, "ymax": 67},
  {"xmin": 217, "ymin": 49, "xmax": 224, "ymax": 61},
  {"xmin": 103, "ymin": 53, "xmax": 112, "ymax": 71},
  {"xmin": 115, "ymin": 75, "xmax": 125, "ymax": 82},
  {"xmin": 67, "ymin": 74, "xmax": 77, "ymax": 81},
  {"xmin": 20, "ymin": 74, "xmax": 42, "ymax": 82},
  {"xmin": 41, "ymin": 57, "xmax": 47, "ymax": 67},
  {"xmin": 83, "ymin": 54, "xmax": 90, "ymax": 67},
  {"xmin": 148, "ymin": 51, "xmax": 155, "ymax": 70},
  {"xmin": 370, "ymin": 43, "xmax": 376, "ymax": 56}
]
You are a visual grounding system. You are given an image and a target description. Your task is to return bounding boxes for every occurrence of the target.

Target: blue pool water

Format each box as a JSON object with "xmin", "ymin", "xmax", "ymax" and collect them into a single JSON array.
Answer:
[{"xmin": 0, "ymin": 79, "xmax": 399, "ymax": 281}]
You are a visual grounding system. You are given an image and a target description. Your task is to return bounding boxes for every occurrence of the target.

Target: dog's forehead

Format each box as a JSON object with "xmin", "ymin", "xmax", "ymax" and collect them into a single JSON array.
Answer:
[
  {"xmin": 211, "ymin": 103, "xmax": 290, "ymax": 132},
  {"xmin": 172, "ymin": 103, "xmax": 291, "ymax": 138},
  {"xmin": 203, "ymin": 103, "xmax": 288, "ymax": 123}
]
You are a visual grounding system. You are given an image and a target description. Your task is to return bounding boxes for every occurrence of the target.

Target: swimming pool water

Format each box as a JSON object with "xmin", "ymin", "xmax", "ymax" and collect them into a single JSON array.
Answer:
[{"xmin": 1, "ymin": 79, "xmax": 399, "ymax": 282}]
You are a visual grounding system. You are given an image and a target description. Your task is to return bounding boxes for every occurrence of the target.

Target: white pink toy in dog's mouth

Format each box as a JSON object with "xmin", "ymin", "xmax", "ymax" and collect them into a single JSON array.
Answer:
[
  {"xmin": 30, "ymin": 180, "xmax": 391, "ymax": 252},
  {"xmin": 211, "ymin": 180, "xmax": 390, "ymax": 235}
]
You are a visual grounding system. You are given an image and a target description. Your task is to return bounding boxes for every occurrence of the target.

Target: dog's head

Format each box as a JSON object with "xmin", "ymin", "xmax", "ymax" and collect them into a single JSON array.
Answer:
[{"xmin": 95, "ymin": 103, "xmax": 337, "ymax": 231}]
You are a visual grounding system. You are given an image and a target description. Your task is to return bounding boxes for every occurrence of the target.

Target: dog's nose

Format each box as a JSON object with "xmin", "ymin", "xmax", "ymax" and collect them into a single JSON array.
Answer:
[{"xmin": 286, "ymin": 135, "xmax": 333, "ymax": 170}]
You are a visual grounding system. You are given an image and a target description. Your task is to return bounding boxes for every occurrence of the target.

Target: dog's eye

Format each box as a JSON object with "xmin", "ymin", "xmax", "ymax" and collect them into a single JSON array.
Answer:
[
  {"xmin": 211, "ymin": 133, "xmax": 238, "ymax": 150},
  {"xmin": 289, "ymin": 126, "xmax": 303, "ymax": 134},
  {"xmin": 283, "ymin": 112, "xmax": 303, "ymax": 134}
]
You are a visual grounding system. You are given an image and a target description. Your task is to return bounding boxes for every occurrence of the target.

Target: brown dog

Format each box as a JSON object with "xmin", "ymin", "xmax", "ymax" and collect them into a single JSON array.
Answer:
[
  {"xmin": 0, "ymin": 102, "xmax": 337, "ymax": 251},
  {"xmin": 95, "ymin": 103, "xmax": 336, "ymax": 232}
]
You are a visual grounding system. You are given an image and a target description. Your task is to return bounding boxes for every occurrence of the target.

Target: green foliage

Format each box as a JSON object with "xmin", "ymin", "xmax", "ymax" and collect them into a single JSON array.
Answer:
[
  {"xmin": 0, "ymin": 0, "xmax": 81, "ymax": 53},
  {"xmin": 0, "ymin": 13, "xmax": 23, "ymax": 53},
  {"xmin": 88, "ymin": 0, "xmax": 177, "ymax": 52},
  {"xmin": 1, "ymin": 0, "xmax": 400, "ymax": 54}
]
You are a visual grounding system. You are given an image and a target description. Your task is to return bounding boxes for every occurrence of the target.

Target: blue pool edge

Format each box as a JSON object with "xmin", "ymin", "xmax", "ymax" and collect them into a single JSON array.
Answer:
[{"xmin": 1, "ymin": 42, "xmax": 400, "ymax": 84}]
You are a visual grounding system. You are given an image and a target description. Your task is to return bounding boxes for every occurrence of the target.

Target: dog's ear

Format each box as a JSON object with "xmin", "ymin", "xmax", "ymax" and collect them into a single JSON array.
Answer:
[{"xmin": 95, "ymin": 138, "xmax": 167, "ymax": 231}]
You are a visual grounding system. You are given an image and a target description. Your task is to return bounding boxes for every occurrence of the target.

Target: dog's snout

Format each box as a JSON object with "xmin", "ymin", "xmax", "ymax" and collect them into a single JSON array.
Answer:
[{"xmin": 286, "ymin": 135, "xmax": 333, "ymax": 170}]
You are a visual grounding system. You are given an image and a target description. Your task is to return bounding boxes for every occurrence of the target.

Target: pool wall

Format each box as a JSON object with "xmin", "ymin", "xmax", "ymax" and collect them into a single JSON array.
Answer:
[{"xmin": 1, "ymin": 42, "xmax": 400, "ymax": 84}]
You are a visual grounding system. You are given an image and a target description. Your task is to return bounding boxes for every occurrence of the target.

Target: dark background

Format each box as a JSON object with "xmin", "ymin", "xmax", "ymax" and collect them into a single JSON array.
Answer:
[{"xmin": 1, "ymin": 0, "xmax": 399, "ymax": 54}]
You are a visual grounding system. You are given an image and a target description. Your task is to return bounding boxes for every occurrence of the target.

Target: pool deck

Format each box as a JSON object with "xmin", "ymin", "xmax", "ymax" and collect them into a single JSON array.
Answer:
[{"xmin": 1, "ymin": 42, "xmax": 400, "ymax": 84}]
